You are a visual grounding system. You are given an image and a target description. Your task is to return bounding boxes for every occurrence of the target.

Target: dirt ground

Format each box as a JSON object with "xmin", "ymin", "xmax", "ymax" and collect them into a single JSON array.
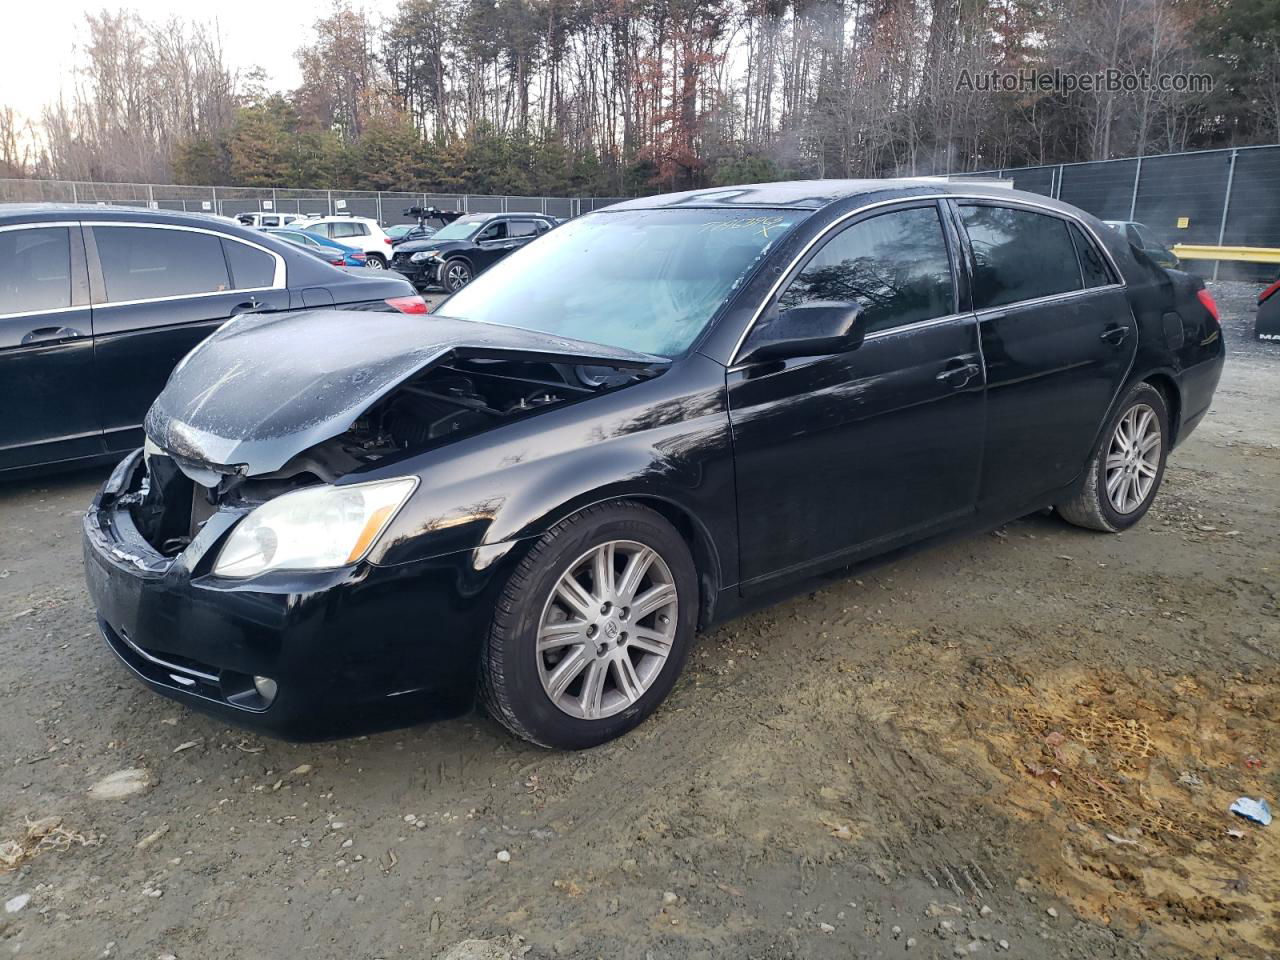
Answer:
[{"xmin": 1, "ymin": 283, "xmax": 1277, "ymax": 960}]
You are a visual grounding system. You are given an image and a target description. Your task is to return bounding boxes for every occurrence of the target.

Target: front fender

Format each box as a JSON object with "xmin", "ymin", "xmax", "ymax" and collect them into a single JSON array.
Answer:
[{"xmin": 364, "ymin": 353, "xmax": 739, "ymax": 587}]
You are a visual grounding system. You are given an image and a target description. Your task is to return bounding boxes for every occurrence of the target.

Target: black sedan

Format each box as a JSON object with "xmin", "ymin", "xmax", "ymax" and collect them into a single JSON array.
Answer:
[
  {"xmin": 390, "ymin": 212, "xmax": 557, "ymax": 291},
  {"xmin": 83, "ymin": 181, "xmax": 1224, "ymax": 748},
  {"xmin": 0, "ymin": 205, "xmax": 426, "ymax": 477}
]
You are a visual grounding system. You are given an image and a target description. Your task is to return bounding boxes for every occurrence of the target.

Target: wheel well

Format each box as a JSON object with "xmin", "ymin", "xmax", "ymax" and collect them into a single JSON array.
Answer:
[
  {"xmin": 1143, "ymin": 373, "xmax": 1182, "ymax": 445},
  {"xmin": 625, "ymin": 497, "xmax": 721, "ymax": 631}
]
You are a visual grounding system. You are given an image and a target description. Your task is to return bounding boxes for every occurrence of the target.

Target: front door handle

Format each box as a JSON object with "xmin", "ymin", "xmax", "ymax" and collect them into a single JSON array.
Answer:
[
  {"xmin": 21, "ymin": 326, "xmax": 85, "ymax": 345},
  {"xmin": 936, "ymin": 360, "xmax": 981, "ymax": 388},
  {"xmin": 1100, "ymin": 325, "xmax": 1130, "ymax": 346}
]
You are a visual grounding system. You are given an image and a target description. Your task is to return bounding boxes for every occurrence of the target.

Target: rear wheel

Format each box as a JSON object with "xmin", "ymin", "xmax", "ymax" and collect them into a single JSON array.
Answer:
[
  {"xmin": 440, "ymin": 258, "xmax": 472, "ymax": 292},
  {"xmin": 364, "ymin": 253, "xmax": 387, "ymax": 269},
  {"xmin": 1056, "ymin": 382, "xmax": 1169, "ymax": 532},
  {"xmin": 479, "ymin": 502, "xmax": 697, "ymax": 749}
]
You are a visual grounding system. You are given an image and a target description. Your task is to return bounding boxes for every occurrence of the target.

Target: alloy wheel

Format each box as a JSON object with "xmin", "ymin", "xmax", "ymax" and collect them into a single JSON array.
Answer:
[
  {"xmin": 445, "ymin": 262, "xmax": 471, "ymax": 290},
  {"xmin": 365, "ymin": 256, "xmax": 385, "ymax": 269},
  {"xmin": 536, "ymin": 540, "xmax": 679, "ymax": 720},
  {"xmin": 1105, "ymin": 402, "xmax": 1161, "ymax": 514}
]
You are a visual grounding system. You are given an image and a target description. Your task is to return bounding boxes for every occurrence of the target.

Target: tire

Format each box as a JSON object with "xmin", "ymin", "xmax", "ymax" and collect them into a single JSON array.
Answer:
[
  {"xmin": 479, "ymin": 501, "xmax": 698, "ymax": 749},
  {"xmin": 439, "ymin": 258, "xmax": 472, "ymax": 292},
  {"xmin": 1056, "ymin": 382, "xmax": 1169, "ymax": 532},
  {"xmin": 364, "ymin": 253, "xmax": 387, "ymax": 269}
]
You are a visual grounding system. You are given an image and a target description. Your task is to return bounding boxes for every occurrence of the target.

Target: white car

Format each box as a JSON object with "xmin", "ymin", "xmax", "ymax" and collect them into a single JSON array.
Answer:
[
  {"xmin": 237, "ymin": 211, "xmax": 303, "ymax": 229},
  {"xmin": 293, "ymin": 215, "xmax": 394, "ymax": 269}
]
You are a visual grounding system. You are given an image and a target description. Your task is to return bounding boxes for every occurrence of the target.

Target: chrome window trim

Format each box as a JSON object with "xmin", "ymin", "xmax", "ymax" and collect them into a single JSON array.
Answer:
[
  {"xmin": 82, "ymin": 220, "xmax": 287, "ymax": 296},
  {"xmin": 0, "ymin": 221, "xmax": 81, "ymax": 321},
  {"xmin": 728, "ymin": 193, "xmax": 1126, "ymax": 365}
]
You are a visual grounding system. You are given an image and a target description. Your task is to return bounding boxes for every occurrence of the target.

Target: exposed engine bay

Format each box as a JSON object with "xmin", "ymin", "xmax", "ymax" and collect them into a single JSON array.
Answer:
[{"xmin": 123, "ymin": 358, "xmax": 650, "ymax": 557}]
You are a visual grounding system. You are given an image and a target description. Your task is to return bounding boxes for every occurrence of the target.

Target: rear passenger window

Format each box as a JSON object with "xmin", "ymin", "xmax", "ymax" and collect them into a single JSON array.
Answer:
[
  {"xmin": 95, "ymin": 226, "xmax": 229, "ymax": 302},
  {"xmin": 776, "ymin": 205, "xmax": 955, "ymax": 335},
  {"xmin": 222, "ymin": 240, "xmax": 276, "ymax": 289},
  {"xmin": 508, "ymin": 221, "xmax": 538, "ymax": 238},
  {"xmin": 0, "ymin": 227, "xmax": 72, "ymax": 314},
  {"xmin": 960, "ymin": 205, "xmax": 1083, "ymax": 309},
  {"xmin": 1069, "ymin": 224, "xmax": 1113, "ymax": 288}
]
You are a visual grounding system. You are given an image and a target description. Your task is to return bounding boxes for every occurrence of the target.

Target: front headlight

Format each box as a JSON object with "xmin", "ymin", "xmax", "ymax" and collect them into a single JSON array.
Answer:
[
  {"xmin": 213, "ymin": 477, "xmax": 418, "ymax": 578},
  {"xmin": 409, "ymin": 250, "xmax": 438, "ymax": 263}
]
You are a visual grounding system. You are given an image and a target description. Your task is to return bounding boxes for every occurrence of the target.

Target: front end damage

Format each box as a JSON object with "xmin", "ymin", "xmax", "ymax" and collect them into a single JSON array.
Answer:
[{"xmin": 82, "ymin": 309, "xmax": 667, "ymax": 737}]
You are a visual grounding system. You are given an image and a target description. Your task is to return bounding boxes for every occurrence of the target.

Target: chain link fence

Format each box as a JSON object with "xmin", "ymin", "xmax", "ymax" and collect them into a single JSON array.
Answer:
[
  {"xmin": 0, "ymin": 179, "xmax": 630, "ymax": 223},
  {"xmin": 971, "ymin": 143, "xmax": 1280, "ymax": 281}
]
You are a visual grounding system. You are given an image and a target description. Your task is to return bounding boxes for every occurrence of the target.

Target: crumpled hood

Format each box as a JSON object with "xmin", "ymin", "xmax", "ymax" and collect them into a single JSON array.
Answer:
[{"xmin": 145, "ymin": 309, "xmax": 667, "ymax": 480}]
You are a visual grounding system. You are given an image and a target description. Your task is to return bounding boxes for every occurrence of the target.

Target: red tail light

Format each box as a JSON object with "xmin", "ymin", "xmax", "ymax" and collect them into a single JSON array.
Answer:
[
  {"xmin": 1259, "ymin": 279, "xmax": 1280, "ymax": 304},
  {"xmin": 1196, "ymin": 288, "xmax": 1220, "ymax": 323},
  {"xmin": 328, "ymin": 256, "xmax": 344, "ymax": 266},
  {"xmin": 385, "ymin": 295, "xmax": 429, "ymax": 315},
  {"xmin": 384, "ymin": 237, "xmax": 392, "ymax": 244},
  {"xmin": 351, "ymin": 253, "xmax": 367, "ymax": 263}
]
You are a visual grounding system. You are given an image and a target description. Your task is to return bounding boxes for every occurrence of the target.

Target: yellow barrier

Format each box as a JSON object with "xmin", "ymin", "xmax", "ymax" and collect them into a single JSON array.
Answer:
[{"xmin": 1172, "ymin": 244, "xmax": 1280, "ymax": 264}]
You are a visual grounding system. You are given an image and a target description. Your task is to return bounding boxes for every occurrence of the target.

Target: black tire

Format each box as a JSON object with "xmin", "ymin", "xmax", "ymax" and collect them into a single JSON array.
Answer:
[
  {"xmin": 439, "ymin": 258, "xmax": 473, "ymax": 292},
  {"xmin": 1056, "ymin": 381, "xmax": 1170, "ymax": 532},
  {"xmin": 364, "ymin": 253, "xmax": 387, "ymax": 269},
  {"xmin": 479, "ymin": 501, "xmax": 697, "ymax": 749}
]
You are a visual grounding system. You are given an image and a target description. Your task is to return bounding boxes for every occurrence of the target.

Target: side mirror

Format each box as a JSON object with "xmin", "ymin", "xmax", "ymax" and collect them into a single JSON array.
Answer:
[{"xmin": 739, "ymin": 301, "xmax": 865, "ymax": 364}]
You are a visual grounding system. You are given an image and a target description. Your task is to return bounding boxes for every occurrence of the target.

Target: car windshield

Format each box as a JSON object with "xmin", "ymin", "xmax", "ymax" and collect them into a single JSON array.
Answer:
[
  {"xmin": 436, "ymin": 208, "xmax": 806, "ymax": 356},
  {"xmin": 429, "ymin": 216, "xmax": 489, "ymax": 241}
]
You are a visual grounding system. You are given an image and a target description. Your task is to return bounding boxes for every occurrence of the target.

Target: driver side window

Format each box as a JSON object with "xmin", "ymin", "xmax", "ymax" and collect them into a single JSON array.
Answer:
[
  {"xmin": 758, "ymin": 205, "xmax": 956, "ymax": 343},
  {"xmin": 478, "ymin": 222, "xmax": 508, "ymax": 242}
]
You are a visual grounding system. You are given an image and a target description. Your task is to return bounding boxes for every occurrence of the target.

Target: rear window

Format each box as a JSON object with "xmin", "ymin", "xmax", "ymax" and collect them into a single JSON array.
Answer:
[
  {"xmin": 95, "ymin": 226, "xmax": 229, "ymax": 302},
  {"xmin": 0, "ymin": 227, "xmax": 72, "ymax": 314},
  {"xmin": 222, "ymin": 240, "xmax": 276, "ymax": 289},
  {"xmin": 960, "ymin": 205, "xmax": 1083, "ymax": 309},
  {"xmin": 1069, "ymin": 224, "xmax": 1113, "ymax": 288}
]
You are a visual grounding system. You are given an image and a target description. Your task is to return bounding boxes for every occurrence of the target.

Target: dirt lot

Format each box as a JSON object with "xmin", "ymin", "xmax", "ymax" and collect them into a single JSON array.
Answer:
[{"xmin": 2, "ymin": 284, "xmax": 1277, "ymax": 960}]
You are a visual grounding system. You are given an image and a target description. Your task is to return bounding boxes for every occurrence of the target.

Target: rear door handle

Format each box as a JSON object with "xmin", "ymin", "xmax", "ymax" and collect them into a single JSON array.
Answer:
[
  {"xmin": 21, "ymin": 326, "xmax": 86, "ymax": 345},
  {"xmin": 1100, "ymin": 325, "xmax": 1130, "ymax": 346},
  {"xmin": 936, "ymin": 360, "xmax": 981, "ymax": 388}
]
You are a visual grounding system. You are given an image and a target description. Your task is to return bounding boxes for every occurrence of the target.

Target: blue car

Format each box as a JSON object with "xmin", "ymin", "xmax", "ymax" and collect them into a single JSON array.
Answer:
[{"xmin": 264, "ymin": 228, "xmax": 368, "ymax": 268}]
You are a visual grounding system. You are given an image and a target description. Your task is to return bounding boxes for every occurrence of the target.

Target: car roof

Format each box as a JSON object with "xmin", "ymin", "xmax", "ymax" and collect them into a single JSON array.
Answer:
[
  {"xmin": 0, "ymin": 203, "xmax": 248, "ymax": 226},
  {"xmin": 605, "ymin": 179, "xmax": 1078, "ymax": 213}
]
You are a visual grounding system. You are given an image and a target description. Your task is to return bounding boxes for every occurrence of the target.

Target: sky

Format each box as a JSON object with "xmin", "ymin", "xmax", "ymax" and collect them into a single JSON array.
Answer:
[{"xmin": 1, "ymin": 0, "xmax": 328, "ymax": 127}]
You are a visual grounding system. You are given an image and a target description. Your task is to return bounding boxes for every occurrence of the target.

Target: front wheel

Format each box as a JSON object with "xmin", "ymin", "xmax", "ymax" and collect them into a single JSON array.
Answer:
[
  {"xmin": 439, "ymin": 258, "xmax": 472, "ymax": 292},
  {"xmin": 479, "ymin": 501, "xmax": 697, "ymax": 749},
  {"xmin": 1056, "ymin": 382, "xmax": 1169, "ymax": 532}
]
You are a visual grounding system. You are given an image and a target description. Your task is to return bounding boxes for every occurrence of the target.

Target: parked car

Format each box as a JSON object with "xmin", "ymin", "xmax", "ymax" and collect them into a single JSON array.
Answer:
[
  {"xmin": 391, "ymin": 212, "xmax": 558, "ymax": 291},
  {"xmin": 237, "ymin": 212, "xmax": 302, "ymax": 229},
  {"xmin": 386, "ymin": 223, "xmax": 437, "ymax": 245},
  {"xmin": 0, "ymin": 205, "xmax": 427, "ymax": 477},
  {"xmin": 83, "ymin": 181, "xmax": 1223, "ymax": 747},
  {"xmin": 1103, "ymin": 220, "xmax": 1180, "ymax": 268},
  {"xmin": 1257, "ymin": 278, "xmax": 1280, "ymax": 341},
  {"xmin": 293, "ymin": 215, "xmax": 394, "ymax": 269},
  {"xmin": 264, "ymin": 227, "xmax": 368, "ymax": 267}
]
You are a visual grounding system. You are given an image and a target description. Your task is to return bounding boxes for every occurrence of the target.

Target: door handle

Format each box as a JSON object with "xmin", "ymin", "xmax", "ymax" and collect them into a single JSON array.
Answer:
[
  {"xmin": 936, "ymin": 361, "xmax": 981, "ymax": 388},
  {"xmin": 21, "ymin": 326, "xmax": 85, "ymax": 345},
  {"xmin": 1100, "ymin": 325, "xmax": 1130, "ymax": 346},
  {"xmin": 230, "ymin": 298, "xmax": 263, "ymax": 318},
  {"xmin": 502, "ymin": 243, "xmax": 516, "ymax": 250}
]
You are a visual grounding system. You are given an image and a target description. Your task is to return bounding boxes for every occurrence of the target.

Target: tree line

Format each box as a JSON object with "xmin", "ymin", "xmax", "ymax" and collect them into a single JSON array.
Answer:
[{"xmin": 2, "ymin": 0, "xmax": 1277, "ymax": 197}]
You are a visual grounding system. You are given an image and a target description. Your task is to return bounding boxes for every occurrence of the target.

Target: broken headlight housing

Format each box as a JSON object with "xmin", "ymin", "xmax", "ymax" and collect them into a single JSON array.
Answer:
[{"xmin": 213, "ymin": 477, "xmax": 418, "ymax": 578}]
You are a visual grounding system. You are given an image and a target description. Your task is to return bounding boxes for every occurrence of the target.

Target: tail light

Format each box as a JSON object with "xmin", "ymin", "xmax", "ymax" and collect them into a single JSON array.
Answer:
[
  {"xmin": 351, "ymin": 253, "xmax": 367, "ymax": 263},
  {"xmin": 328, "ymin": 256, "xmax": 344, "ymax": 266},
  {"xmin": 384, "ymin": 237, "xmax": 392, "ymax": 244},
  {"xmin": 1259, "ymin": 279, "xmax": 1280, "ymax": 305},
  {"xmin": 385, "ymin": 295, "xmax": 429, "ymax": 315},
  {"xmin": 1196, "ymin": 288, "xmax": 1220, "ymax": 323}
]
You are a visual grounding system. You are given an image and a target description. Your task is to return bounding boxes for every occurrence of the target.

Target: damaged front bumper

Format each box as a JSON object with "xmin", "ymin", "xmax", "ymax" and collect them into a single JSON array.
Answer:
[{"xmin": 82, "ymin": 449, "xmax": 484, "ymax": 739}]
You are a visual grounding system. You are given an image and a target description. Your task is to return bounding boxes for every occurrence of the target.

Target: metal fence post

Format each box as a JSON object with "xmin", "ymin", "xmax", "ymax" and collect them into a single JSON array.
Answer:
[
  {"xmin": 327, "ymin": 190, "xmax": 333, "ymax": 216},
  {"xmin": 1213, "ymin": 149, "xmax": 1238, "ymax": 282},
  {"xmin": 1055, "ymin": 165, "xmax": 1064, "ymax": 200},
  {"xmin": 1128, "ymin": 157, "xmax": 1142, "ymax": 221},
  {"xmin": 376, "ymin": 192, "xmax": 383, "ymax": 224},
  {"xmin": 211, "ymin": 186, "xmax": 218, "ymax": 216}
]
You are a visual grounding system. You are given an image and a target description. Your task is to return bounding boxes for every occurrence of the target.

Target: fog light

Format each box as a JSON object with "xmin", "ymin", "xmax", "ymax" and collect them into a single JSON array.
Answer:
[{"xmin": 253, "ymin": 675, "xmax": 278, "ymax": 705}]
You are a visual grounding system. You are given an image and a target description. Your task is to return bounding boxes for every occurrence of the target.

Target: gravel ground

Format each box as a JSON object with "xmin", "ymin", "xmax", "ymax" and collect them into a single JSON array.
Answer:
[{"xmin": 1, "ymin": 283, "xmax": 1277, "ymax": 960}]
